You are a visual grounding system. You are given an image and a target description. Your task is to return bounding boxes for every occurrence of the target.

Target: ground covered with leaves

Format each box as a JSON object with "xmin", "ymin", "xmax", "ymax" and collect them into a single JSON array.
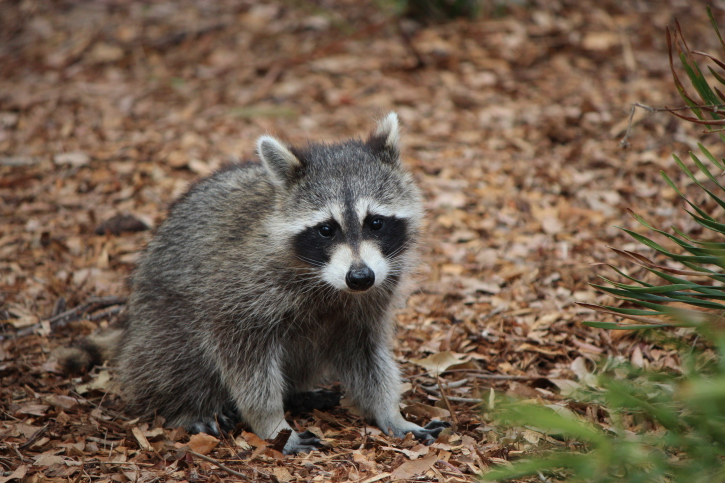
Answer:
[{"xmin": 1, "ymin": 1, "xmax": 722, "ymax": 482}]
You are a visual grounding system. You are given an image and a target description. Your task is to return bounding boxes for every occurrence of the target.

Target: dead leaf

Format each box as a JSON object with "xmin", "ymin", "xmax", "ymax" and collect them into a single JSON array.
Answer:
[
  {"xmin": 3, "ymin": 303, "xmax": 39, "ymax": 328},
  {"xmin": 187, "ymin": 433, "xmax": 219, "ymax": 455},
  {"xmin": 400, "ymin": 444, "xmax": 430, "ymax": 460},
  {"xmin": 240, "ymin": 431, "xmax": 269, "ymax": 448},
  {"xmin": 459, "ymin": 277, "xmax": 501, "ymax": 295},
  {"xmin": 272, "ymin": 466, "xmax": 293, "ymax": 482},
  {"xmin": 402, "ymin": 403, "xmax": 450, "ymax": 420},
  {"xmin": 549, "ymin": 379, "xmax": 582, "ymax": 397},
  {"xmin": 15, "ymin": 403, "xmax": 50, "ymax": 417},
  {"xmin": 361, "ymin": 473, "xmax": 392, "ymax": 483},
  {"xmin": 570, "ymin": 357, "xmax": 598, "ymax": 387},
  {"xmin": 582, "ymin": 31, "xmax": 620, "ymax": 51},
  {"xmin": 353, "ymin": 450, "xmax": 376, "ymax": 471},
  {"xmin": 0, "ymin": 465, "xmax": 27, "ymax": 483},
  {"xmin": 33, "ymin": 453, "xmax": 65, "ymax": 466},
  {"xmin": 410, "ymin": 351, "xmax": 468, "ymax": 375},
  {"xmin": 75, "ymin": 370, "xmax": 112, "ymax": 394},
  {"xmin": 53, "ymin": 151, "xmax": 90, "ymax": 167},
  {"xmin": 44, "ymin": 394, "xmax": 81, "ymax": 411},
  {"xmin": 132, "ymin": 427, "xmax": 152, "ymax": 451},
  {"xmin": 522, "ymin": 429, "xmax": 542, "ymax": 444},
  {"xmin": 391, "ymin": 452, "xmax": 437, "ymax": 480},
  {"xmin": 87, "ymin": 42, "xmax": 124, "ymax": 62}
]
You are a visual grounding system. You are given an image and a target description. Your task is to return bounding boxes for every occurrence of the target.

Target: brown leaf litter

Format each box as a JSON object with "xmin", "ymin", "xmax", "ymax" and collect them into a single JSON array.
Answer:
[{"xmin": 1, "ymin": 1, "xmax": 719, "ymax": 481}]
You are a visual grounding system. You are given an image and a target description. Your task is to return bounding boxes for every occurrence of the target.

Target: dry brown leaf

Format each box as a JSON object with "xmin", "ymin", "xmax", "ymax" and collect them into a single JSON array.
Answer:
[
  {"xmin": 0, "ymin": 465, "xmax": 27, "ymax": 483},
  {"xmin": 272, "ymin": 466, "xmax": 293, "ymax": 482},
  {"xmin": 44, "ymin": 394, "xmax": 81, "ymax": 411},
  {"xmin": 132, "ymin": 427, "xmax": 152, "ymax": 452},
  {"xmin": 75, "ymin": 370, "xmax": 112, "ymax": 394},
  {"xmin": 15, "ymin": 403, "xmax": 50, "ymax": 417},
  {"xmin": 402, "ymin": 403, "xmax": 450, "ymax": 420},
  {"xmin": 33, "ymin": 453, "xmax": 65, "ymax": 466},
  {"xmin": 187, "ymin": 433, "xmax": 219, "ymax": 455},
  {"xmin": 240, "ymin": 430, "xmax": 269, "ymax": 448},
  {"xmin": 53, "ymin": 151, "xmax": 90, "ymax": 167},
  {"xmin": 391, "ymin": 452, "xmax": 437, "ymax": 480},
  {"xmin": 361, "ymin": 472, "xmax": 392, "ymax": 483},
  {"xmin": 410, "ymin": 351, "xmax": 468, "ymax": 375}
]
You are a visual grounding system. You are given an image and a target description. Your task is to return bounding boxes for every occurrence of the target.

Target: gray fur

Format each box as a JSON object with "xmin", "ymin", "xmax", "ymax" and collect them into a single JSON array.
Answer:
[{"xmin": 114, "ymin": 113, "xmax": 444, "ymax": 453}]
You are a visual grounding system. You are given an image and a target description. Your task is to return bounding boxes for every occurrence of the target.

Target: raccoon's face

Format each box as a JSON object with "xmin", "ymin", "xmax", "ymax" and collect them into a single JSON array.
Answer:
[
  {"xmin": 258, "ymin": 113, "xmax": 422, "ymax": 294},
  {"xmin": 291, "ymin": 197, "xmax": 414, "ymax": 292}
]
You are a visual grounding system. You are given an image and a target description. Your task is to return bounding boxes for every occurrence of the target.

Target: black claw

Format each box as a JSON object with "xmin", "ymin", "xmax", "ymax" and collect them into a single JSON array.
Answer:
[
  {"xmin": 217, "ymin": 413, "xmax": 237, "ymax": 433},
  {"xmin": 282, "ymin": 430, "xmax": 323, "ymax": 455},
  {"xmin": 411, "ymin": 420, "xmax": 450, "ymax": 443},
  {"xmin": 297, "ymin": 430, "xmax": 322, "ymax": 446},
  {"xmin": 187, "ymin": 420, "xmax": 221, "ymax": 437},
  {"xmin": 221, "ymin": 402, "xmax": 242, "ymax": 425},
  {"xmin": 187, "ymin": 413, "xmax": 243, "ymax": 437},
  {"xmin": 424, "ymin": 420, "xmax": 451, "ymax": 431},
  {"xmin": 285, "ymin": 444, "xmax": 320, "ymax": 454}
]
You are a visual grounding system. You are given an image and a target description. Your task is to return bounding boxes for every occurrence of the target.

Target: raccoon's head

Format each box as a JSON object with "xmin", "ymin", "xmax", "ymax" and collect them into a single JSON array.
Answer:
[{"xmin": 257, "ymin": 112, "xmax": 422, "ymax": 294}]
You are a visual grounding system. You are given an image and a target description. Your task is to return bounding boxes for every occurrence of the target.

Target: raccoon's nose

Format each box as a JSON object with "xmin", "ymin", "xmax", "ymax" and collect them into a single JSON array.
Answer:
[{"xmin": 346, "ymin": 266, "xmax": 375, "ymax": 292}]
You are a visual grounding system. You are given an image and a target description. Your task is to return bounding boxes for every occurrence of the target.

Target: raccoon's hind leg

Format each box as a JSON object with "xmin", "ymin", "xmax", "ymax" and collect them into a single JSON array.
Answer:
[{"xmin": 284, "ymin": 389, "xmax": 341, "ymax": 413}]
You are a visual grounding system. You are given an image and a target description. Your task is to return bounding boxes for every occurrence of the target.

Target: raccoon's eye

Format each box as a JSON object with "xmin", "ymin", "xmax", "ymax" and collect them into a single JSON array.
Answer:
[
  {"xmin": 370, "ymin": 218, "xmax": 384, "ymax": 231},
  {"xmin": 318, "ymin": 224, "xmax": 335, "ymax": 238}
]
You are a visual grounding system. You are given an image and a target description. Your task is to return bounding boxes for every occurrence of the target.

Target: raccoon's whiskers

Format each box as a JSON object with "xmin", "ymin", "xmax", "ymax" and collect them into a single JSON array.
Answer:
[
  {"xmin": 296, "ymin": 256, "xmax": 325, "ymax": 268},
  {"xmin": 387, "ymin": 241, "xmax": 414, "ymax": 260}
]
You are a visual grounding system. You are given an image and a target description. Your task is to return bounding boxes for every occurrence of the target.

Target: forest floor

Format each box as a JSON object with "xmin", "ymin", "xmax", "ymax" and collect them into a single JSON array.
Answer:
[{"xmin": 1, "ymin": 1, "xmax": 722, "ymax": 482}]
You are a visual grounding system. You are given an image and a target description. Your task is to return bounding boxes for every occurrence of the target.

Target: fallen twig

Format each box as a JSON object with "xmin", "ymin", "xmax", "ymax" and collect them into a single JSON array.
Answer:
[
  {"xmin": 437, "ymin": 375, "xmax": 459, "ymax": 428},
  {"xmin": 469, "ymin": 372, "xmax": 542, "ymax": 381},
  {"xmin": 11, "ymin": 296, "xmax": 126, "ymax": 338},
  {"xmin": 421, "ymin": 378, "xmax": 469, "ymax": 394},
  {"xmin": 410, "ymin": 369, "xmax": 543, "ymax": 380},
  {"xmin": 444, "ymin": 396, "xmax": 485, "ymax": 404},
  {"xmin": 186, "ymin": 450, "xmax": 250, "ymax": 480},
  {"xmin": 18, "ymin": 423, "xmax": 48, "ymax": 450},
  {"xmin": 88, "ymin": 305, "xmax": 124, "ymax": 322},
  {"xmin": 9, "ymin": 442, "xmax": 30, "ymax": 463},
  {"xmin": 420, "ymin": 384, "xmax": 486, "ymax": 404}
]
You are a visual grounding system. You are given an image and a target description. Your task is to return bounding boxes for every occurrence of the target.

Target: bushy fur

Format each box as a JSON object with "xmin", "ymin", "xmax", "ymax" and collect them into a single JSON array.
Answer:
[{"xmin": 94, "ymin": 113, "xmax": 444, "ymax": 453}]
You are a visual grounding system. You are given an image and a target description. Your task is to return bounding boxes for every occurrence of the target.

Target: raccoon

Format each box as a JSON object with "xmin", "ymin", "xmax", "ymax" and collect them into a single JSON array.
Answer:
[{"xmin": 109, "ymin": 113, "xmax": 447, "ymax": 453}]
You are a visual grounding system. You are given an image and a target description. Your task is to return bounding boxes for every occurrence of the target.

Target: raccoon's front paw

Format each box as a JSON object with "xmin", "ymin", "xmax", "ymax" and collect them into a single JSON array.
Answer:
[
  {"xmin": 282, "ymin": 430, "xmax": 323, "ymax": 455},
  {"xmin": 187, "ymin": 413, "xmax": 237, "ymax": 437},
  {"xmin": 410, "ymin": 420, "xmax": 451, "ymax": 443}
]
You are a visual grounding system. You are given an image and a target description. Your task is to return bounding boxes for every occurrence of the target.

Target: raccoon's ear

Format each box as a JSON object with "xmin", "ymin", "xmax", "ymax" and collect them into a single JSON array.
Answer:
[
  {"xmin": 367, "ymin": 112, "xmax": 401, "ymax": 166},
  {"xmin": 257, "ymin": 135, "xmax": 303, "ymax": 186}
]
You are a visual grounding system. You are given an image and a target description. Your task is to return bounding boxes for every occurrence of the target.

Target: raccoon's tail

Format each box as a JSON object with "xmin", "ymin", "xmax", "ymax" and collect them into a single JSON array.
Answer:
[{"xmin": 57, "ymin": 327, "xmax": 124, "ymax": 374}]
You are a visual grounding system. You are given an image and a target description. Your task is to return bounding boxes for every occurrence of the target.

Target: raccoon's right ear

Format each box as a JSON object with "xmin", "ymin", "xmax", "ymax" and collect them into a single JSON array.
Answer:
[
  {"xmin": 367, "ymin": 112, "xmax": 401, "ymax": 166},
  {"xmin": 257, "ymin": 135, "xmax": 303, "ymax": 186}
]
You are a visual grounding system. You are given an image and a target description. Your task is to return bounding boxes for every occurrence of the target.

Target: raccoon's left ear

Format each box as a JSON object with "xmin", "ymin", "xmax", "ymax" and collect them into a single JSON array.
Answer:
[
  {"xmin": 257, "ymin": 135, "xmax": 303, "ymax": 187},
  {"xmin": 367, "ymin": 112, "xmax": 401, "ymax": 166}
]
